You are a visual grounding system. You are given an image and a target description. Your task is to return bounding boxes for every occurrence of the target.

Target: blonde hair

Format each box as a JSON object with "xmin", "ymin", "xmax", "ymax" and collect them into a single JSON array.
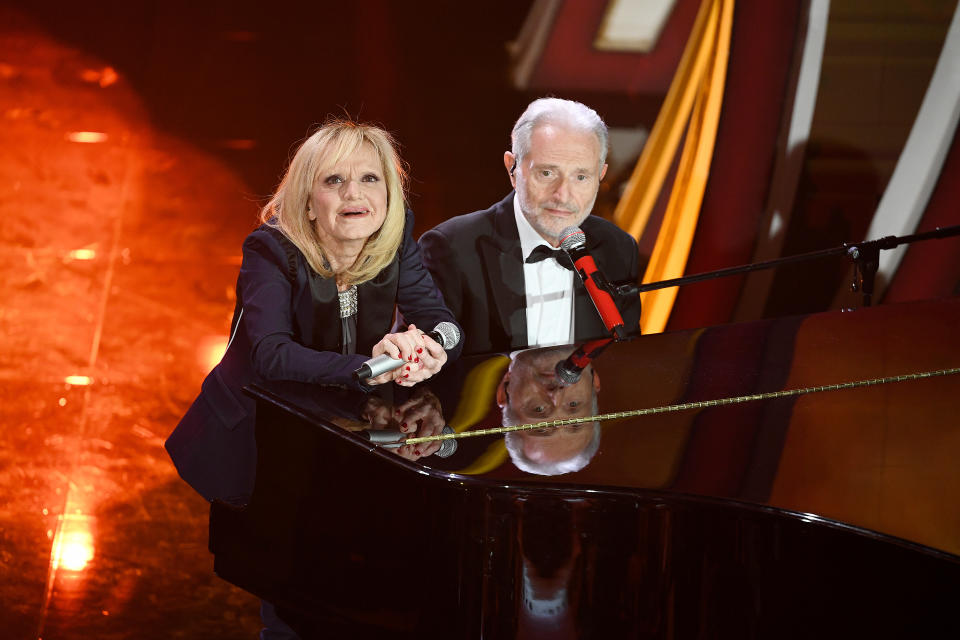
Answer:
[{"xmin": 261, "ymin": 120, "xmax": 407, "ymax": 286}]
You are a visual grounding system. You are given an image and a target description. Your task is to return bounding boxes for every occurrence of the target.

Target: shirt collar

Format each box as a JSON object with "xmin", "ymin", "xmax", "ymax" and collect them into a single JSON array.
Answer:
[{"xmin": 513, "ymin": 193, "xmax": 554, "ymax": 261}]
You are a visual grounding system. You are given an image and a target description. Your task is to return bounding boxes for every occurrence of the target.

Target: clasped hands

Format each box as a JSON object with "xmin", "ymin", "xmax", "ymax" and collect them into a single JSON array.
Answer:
[
  {"xmin": 360, "ymin": 388, "xmax": 445, "ymax": 460},
  {"xmin": 367, "ymin": 324, "xmax": 447, "ymax": 387}
]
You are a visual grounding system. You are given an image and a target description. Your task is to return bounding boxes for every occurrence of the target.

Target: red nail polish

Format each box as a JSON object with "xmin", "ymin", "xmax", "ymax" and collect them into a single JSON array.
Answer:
[
  {"xmin": 405, "ymin": 366, "xmax": 411, "ymax": 371},
  {"xmin": 401, "ymin": 422, "xmax": 407, "ymax": 430},
  {"xmin": 404, "ymin": 374, "xmax": 409, "ymax": 378},
  {"xmin": 408, "ymin": 355, "xmax": 413, "ymax": 361},
  {"xmin": 417, "ymin": 348, "xmax": 423, "ymax": 354},
  {"xmin": 414, "ymin": 449, "xmax": 421, "ymax": 455},
  {"xmin": 414, "ymin": 358, "xmax": 419, "ymax": 363}
]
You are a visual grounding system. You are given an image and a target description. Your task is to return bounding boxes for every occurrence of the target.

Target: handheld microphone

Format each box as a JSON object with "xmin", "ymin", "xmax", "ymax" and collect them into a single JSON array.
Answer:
[
  {"xmin": 555, "ymin": 338, "xmax": 613, "ymax": 385},
  {"xmin": 559, "ymin": 227, "xmax": 627, "ymax": 339},
  {"xmin": 353, "ymin": 321, "xmax": 462, "ymax": 381},
  {"xmin": 360, "ymin": 424, "xmax": 458, "ymax": 458}
]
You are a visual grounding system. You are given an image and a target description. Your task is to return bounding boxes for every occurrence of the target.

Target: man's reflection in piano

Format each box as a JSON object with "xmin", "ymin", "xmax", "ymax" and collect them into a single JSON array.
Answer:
[{"xmin": 497, "ymin": 345, "xmax": 602, "ymax": 475}]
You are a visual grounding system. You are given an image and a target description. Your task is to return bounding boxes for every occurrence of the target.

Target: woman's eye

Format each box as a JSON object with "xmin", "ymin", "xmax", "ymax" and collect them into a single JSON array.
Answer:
[
  {"xmin": 325, "ymin": 174, "xmax": 343, "ymax": 185},
  {"xmin": 362, "ymin": 173, "xmax": 380, "ymax": 183}
]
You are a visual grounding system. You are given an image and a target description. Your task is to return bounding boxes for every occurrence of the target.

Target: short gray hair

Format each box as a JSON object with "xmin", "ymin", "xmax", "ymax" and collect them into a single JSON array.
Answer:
[{"xmin": 510, "ymin": 97, "xmax": 608, "ymax": 168}]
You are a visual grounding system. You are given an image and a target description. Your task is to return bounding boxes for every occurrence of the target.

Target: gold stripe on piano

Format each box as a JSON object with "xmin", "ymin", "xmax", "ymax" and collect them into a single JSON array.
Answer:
[{"xmin": 403, "ymin": 367, "xmax": 960, "ymax": 445}]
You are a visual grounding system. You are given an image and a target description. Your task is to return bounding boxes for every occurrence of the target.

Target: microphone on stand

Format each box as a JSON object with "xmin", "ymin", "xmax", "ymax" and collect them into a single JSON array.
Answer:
[
  {"xmin": 559, "ymin": 226, "xmax": 627, "ymax": 339},
  {"xmin": 354, "ymin": 321, "xmax": 461, "ymax": 381},
  {"xmin": 555, "ymin": 338, "xmax": 613, "ymax": 386}
]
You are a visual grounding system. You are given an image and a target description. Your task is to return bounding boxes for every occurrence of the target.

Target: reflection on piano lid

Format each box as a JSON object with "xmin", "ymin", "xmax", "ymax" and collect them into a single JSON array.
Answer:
[
  {"xmin": 213, "ymin": 297, "xmax": 960, "ymax": 638},
  {"xmin": 421, "ymin": 296, "xmax": 960, "ymax": 557}
]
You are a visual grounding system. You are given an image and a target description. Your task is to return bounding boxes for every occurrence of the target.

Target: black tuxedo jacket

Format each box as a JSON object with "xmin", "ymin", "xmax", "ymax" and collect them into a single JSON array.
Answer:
[{"xmin": 419, "ymin": 193, "xmax": 641, "ymax": 356}]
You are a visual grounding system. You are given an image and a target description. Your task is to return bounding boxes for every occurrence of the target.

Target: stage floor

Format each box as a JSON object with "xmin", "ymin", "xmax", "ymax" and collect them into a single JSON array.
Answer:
[
  {"xmin": 0, "ymin": 2, "xmax": 534, "ymax": 635},
  {"xmin": 1, "ymin": 9, "xmax": 275, "ymax": 638}
]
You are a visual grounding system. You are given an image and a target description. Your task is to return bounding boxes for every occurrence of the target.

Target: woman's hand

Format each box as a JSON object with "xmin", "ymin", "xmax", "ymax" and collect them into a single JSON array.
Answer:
[
  {"xmin": 359, "ymin": 395, "xmax": 393, "ymax": 429},
  {"xmin": 413, "ymin": 330, "xmax": 448, "ymax": 384},
  {"xmin": 358, "ymin": 389, "xmax": 446, "ymax": 461},
  {"xmin": 367, "ymin": 324, "xmax": 446, "ymax": 387},
  {"xmin": 367, "ymin": 325, "xmax": 425, "ymax": 385},
  {"xmin": 392, "ymin": 389, "xmax": 444, "ymax": 459}
]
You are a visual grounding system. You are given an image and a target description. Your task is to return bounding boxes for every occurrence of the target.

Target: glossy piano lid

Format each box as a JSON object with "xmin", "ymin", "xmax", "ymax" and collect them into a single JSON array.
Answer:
[{"xmin": 263, "ymin": 296, "xmax": 960, "ymax": 557}]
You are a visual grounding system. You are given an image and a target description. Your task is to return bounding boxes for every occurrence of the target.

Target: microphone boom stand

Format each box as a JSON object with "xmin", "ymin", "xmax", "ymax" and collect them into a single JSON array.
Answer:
[{"xmin": 612, "ymin": 225, "xmax": 960, "ymax": 308}]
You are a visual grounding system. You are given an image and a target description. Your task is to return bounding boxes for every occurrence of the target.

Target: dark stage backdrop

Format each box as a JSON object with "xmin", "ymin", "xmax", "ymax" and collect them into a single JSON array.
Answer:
[{"xmin": 11, "ymin": 0, "xmax": 536, "ymax": 236}]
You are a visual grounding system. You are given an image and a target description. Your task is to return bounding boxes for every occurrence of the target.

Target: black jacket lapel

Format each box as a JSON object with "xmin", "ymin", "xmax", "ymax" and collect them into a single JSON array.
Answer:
[
  {"xmin": 483, "ymin": 199, "xmax": 528, "ymax": 349},
  {"xmin": 306, "ymin": 270, "xmax": 341, "ymax": 349},
  {"xmin": 356, "ymin": 256, "xmax": 400, "ymax": 354}
]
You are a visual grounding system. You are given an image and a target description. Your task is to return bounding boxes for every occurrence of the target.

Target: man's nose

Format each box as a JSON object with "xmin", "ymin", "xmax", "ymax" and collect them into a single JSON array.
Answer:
[
  {"xmin": 543, "ymin": 382, "xmax": 563, "ymax": 403},
  {"xmin": 551, "ymin": 176, "xmax": 572, "ymax": 202}
]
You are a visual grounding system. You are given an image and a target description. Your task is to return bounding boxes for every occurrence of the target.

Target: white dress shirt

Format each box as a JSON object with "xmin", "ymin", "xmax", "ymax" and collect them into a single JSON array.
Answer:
[{"xmin": 514, "ymin": 197, "xmax": 575, "ymax": 347}]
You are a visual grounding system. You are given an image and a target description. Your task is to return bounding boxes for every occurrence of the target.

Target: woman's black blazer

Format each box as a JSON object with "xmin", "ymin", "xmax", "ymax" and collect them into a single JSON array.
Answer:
[{"xmin": 165, "ymin": 209, "xmax": 461, "ymax": 502}]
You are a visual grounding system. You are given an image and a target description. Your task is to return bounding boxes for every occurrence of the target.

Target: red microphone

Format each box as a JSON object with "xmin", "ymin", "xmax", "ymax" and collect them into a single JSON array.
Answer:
[
  {"xmin": 555, "ymin": 338, "xmax": 613, "ymax": 385},
  {"xmin": 559, "ymin": 227, "xmax": 627, "ymax": 339}
]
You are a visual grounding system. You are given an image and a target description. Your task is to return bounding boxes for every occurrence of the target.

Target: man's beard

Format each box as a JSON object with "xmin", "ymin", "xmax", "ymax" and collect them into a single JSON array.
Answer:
[{"xmin": 517, "ymin": 189, "xmax": 596, "ymax": 243}]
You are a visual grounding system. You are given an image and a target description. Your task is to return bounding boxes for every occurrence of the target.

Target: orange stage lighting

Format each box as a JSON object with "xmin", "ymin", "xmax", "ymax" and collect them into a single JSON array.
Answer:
[
  {"xmin": 79, "ymin": 66, "xmax": 118, "ymax": 87},
  {"xmin": 98, "ymin": 67, "xmax": 118, "ymax": 87},
  {"xmin": 51, "ymin": 514, "xmax": 95, "ymax": 573},
  {"xmin": 199, "ymin": 335, "xmax": 229, "ymax": 371},
  {"xmin": 66, "ymin": 131, "xmax": 108, "ymax": 143},
  {"xmin": 67, "ymin": 248, "xmax": 96, "ymax": 260}
]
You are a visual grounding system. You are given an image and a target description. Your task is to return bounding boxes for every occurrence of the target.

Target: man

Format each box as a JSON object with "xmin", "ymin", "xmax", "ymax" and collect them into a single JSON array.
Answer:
[
  {"xmin": 497, "ymin": 345, "xmax": 602, "ymax": 476},
  {"xmin": 419, "ymin": 97, "xmax": 641, "ymax": 355}
]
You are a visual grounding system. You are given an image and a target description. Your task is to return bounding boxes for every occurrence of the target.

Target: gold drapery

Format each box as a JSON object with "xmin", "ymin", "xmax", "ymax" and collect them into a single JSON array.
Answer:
[{"xmin": 613, "ymin": 0, "xmax": 734, "ymax": 334}]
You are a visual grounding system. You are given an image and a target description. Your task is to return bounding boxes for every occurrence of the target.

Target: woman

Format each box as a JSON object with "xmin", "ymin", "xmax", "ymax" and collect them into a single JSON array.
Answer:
[{"xmin": 165, "ymin": 120, "xmax": 462, "ymax": 507}]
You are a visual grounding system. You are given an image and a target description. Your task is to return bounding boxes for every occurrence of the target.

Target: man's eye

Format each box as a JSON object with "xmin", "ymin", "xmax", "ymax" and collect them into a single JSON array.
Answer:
[
  {"xmin": 540, "ymin": 170, "xmax": 554, "ymax": 178},
  {"xmin": 576, "ymin": 174, "xmax": 589, "ymax": 181},
  {"xmin": 568, "ymin": 400, "xmax": 580, "ymax": 408},
  {"xmin": 533, "ymin": 405, "xmax": 546, "ymax": 414}
]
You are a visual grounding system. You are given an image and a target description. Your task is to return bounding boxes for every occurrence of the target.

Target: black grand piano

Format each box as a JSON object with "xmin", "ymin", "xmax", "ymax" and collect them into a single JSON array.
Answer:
[{"xmin": 209, "ymin": 296, "xmax": 960, "ymax": 638}]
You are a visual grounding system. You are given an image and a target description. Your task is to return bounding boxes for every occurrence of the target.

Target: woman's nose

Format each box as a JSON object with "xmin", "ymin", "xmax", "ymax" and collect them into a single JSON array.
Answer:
[{"xmin": 342, "ymin": 178, "xmax": 361, "ymax": 198}]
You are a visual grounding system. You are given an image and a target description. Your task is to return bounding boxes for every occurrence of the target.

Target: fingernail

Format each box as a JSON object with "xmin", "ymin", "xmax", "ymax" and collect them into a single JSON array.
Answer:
[
  {"xmin": 400, "ymin": 422, "xmax": 407, "ymax": 431},
  {"xmin": 414, "ymin": 449, "xmax": 421, "ymax": 456},
  {"xmin": 414, "ymin": 357, "xmax": 419, "ymax": 363},
  {"xmin": 404, "ymin": 374, "xmax": 409, "ymax": 378},
  {"xmin": 405, "ymin": 366, "xmax": 411, "ymax": 371},
  {"xmin": 417, "ymin": 348, "xmax": 423, "ymax": 354},
  {"xmin": 408, "ymin": 355, "xmax": 413, "ymax": 361}
]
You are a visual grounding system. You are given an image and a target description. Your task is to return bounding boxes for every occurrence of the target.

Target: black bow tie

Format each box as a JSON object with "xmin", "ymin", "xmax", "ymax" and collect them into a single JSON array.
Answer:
[{"xmin": 525, "ymin": 245, "xmax": 574, "ymax": 271}]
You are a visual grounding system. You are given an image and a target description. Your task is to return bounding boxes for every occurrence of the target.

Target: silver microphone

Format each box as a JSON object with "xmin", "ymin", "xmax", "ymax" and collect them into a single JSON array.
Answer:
[
  {"xmin": 360, "ymin": 425, "xmax": 458, "ymax": 458},
  {"xmin": 428, "ymin": 321, "xmax": 461, "ymax": 350},
  {"xmin": 353, "ymin": 321, "xmax": 461, "ymax": 381},
  {"xmin": 353, "ymin": 353, "xmax": 405, "ymax": 380}
]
